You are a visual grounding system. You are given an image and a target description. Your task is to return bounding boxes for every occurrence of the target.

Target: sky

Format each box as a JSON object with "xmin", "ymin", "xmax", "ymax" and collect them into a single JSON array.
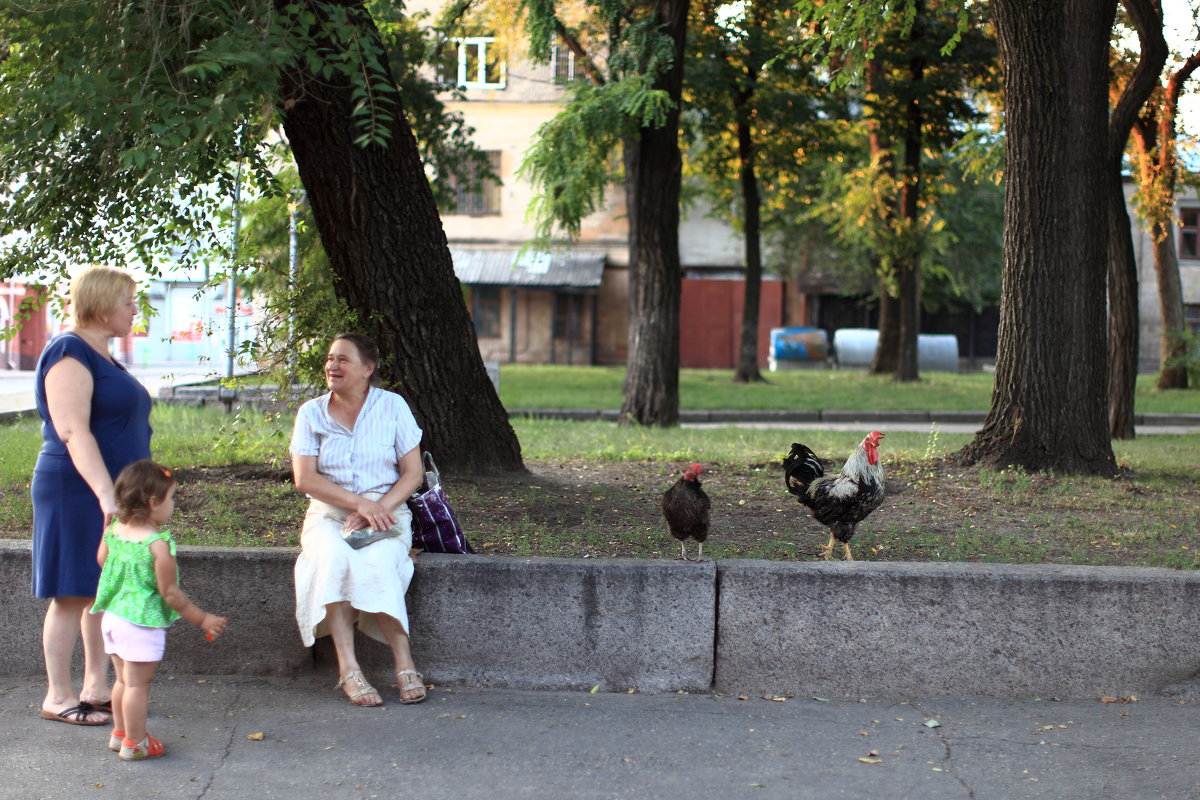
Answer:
[{"xmin": 1161, "ymin": 0, "xmax": 1200, "ymax": 138}]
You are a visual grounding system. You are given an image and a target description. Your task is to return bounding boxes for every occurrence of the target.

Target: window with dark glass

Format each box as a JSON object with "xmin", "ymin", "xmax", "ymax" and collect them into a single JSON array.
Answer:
[
  {"xmin": 448, "ymin": 151, "xmax": 502, "ymax": 216},
  {"xmin": 1180, "ymin": 208, "xmax": 1199, "ymax": 260},
  {"xmin": 551, "ymin": 44, "xmax": 579, "ymax": 86},
  {"xmin": 472, "ymin": 287, "xmax": 502, "ymax": 338},
  {"xmin": 441, "ymin": 36, "xmax": 506, "ymax": 89},
  {"xmin": 1186, "ymin": 304, "xmax": 1200, "ymax": 335},
  {"xmin": 554, "ymin": 293, "xmax": 584, "ymax": 339}
]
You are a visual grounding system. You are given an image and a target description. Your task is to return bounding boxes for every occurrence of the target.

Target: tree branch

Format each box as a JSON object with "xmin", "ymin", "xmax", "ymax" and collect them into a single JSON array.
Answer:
[{"xmin": 554, "ymin": 18, "xmax": 605, "ymax": 86}]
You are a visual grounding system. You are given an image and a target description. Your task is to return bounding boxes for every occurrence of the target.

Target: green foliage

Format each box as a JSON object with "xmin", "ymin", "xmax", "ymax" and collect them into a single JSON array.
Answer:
[
  {"xmin": 0, "ymin": 0, "xmax": 482, "ymax": 286},
  {"xmin": 517, "ymin": 0, "xmax": 686, "ymax": 242},
  {"xmin": 1163, "ymin": 326, "xmax": 1200, "ymax": 385},
  {"xmin": 791, "ymin": 0, "xmax": 969, "ymax": 73},
  {"xmin": 520, "ymin": 82, "xmax": 640, "ymax": 239}
]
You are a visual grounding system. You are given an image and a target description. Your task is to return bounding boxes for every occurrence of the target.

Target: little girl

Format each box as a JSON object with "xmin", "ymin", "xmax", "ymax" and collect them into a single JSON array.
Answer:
[{"xmin": 91, "ymin": 459, "xmax": 228, "ymax": 761}]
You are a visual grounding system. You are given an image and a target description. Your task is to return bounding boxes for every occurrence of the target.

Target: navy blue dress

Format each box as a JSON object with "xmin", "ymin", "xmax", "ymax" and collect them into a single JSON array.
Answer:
[{"xmin": 31, "ymin": 333, "xmax": 152, "ymax": 598}]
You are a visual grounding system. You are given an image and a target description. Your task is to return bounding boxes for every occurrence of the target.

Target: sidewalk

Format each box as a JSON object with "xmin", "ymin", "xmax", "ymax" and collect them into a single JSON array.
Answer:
[{"xmin": 3, "ymin": 672, "xmax": 1197, "ymax": 800}]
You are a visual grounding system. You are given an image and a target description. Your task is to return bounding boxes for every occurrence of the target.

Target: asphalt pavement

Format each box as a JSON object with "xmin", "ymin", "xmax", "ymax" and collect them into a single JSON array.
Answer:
[{"xmin": 4, "ymin": 672, "xmax": 1198, "ymax": 800}]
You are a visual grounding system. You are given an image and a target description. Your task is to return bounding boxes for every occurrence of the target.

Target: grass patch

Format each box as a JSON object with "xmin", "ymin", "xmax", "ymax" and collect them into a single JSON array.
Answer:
[
  {"xmin": 498, "ymin": 365, "xmax": 1199, "ymax": 415},
  {"xmin": 1, "ymin": 404, "xmax": 1197, "ymax": 570}
]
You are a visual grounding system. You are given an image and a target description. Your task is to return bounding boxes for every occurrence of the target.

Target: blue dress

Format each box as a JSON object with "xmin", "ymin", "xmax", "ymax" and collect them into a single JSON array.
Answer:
[{"xmin": 31, "ymin": 333, "xmax": 152, "ymax": 598}]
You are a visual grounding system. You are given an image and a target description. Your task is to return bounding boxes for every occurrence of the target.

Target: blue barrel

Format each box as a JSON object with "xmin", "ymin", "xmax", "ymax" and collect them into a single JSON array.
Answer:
[{"xmin": 770, "ymin": 327, "xmax": 830, "ymax": 362}]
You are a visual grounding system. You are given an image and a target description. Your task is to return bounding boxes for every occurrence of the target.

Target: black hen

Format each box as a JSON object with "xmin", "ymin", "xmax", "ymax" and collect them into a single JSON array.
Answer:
[
  {"xmin": 661, "ymin": 462, "xmax": 711, "ymax": 561},
  {"xmin": 783, "ymin": 432, "xmax": 885, "ymax": 560}
]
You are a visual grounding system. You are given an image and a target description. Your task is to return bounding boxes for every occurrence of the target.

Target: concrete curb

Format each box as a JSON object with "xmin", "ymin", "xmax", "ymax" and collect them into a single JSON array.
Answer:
[
  {"xmin": 5, "ymin": 539, "xmax": 1199, "ymax": 699},
  {"xmin": 715, "ymin": 560, "xmax": 1200, "ymax": 699}
]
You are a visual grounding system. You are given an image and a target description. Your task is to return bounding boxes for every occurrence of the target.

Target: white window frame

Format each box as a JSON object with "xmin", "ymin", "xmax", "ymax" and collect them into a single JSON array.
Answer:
[
  {"xmin": 453, "ymin": 37, "xmax": 506, "ymax": 90},
  {"xmin": 550, "ymin": 43, "xmax": 577, "ymax": 86}
]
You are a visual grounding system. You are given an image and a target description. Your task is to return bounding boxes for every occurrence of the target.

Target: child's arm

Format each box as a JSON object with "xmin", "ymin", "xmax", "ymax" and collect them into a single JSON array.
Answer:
[
  {"xmin": 97, "ymin": 538, "xmax": 108, "ymax": 569},
  {"xmin": 150, "ymin": 538, "xmax": 228, "ymax": 639}
]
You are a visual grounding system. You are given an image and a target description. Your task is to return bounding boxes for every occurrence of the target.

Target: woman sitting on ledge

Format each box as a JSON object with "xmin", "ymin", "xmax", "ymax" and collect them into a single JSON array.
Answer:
[{"xmin": 289, "ymin": 333, "xmax": 427, "ymax": 706}]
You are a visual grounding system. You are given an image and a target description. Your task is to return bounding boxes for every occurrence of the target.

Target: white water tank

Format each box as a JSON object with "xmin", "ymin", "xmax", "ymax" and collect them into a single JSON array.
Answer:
[{"xmin": 832, "ymin": 329, "xmax": 959, "ymax": 372}]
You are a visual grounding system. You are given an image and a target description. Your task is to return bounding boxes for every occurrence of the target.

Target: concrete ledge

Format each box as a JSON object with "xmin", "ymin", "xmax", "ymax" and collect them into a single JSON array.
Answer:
[
  {"xmin": 6, "ymin": 539, "xmax": 1200, "ymax": 698},
  {"xmin": 402, "ymin": 556, "xmax": 714, "ymax": 692},
  {"xmin": 930, "ymin": 410, "xmax": 988, "ymax": 425},
  {"xmin": 715, "ymin": 560, "xmax": 1200, "ymax": 699},
  {"xmin": 0, "ymin": 542, "xmax": 714, "ymax": 693},
  {"xmin": 0, "ymin": 540, "xmax": 310, "ymax": 677},
  {"xmin": 822, "ymin": 410, "xmax": 931, "ymax": 424}
]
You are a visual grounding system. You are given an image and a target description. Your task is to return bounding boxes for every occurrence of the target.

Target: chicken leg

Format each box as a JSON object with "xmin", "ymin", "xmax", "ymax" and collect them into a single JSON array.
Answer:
[{"xmin": 819, "ymin": 533, "xmax": 836, "ymax": 560}]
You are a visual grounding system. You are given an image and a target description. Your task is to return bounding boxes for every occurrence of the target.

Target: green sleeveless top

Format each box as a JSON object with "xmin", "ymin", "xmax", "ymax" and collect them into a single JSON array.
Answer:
[{"xmin": 91, "ymin": 526, "xmax": 181, "ymax": 628}]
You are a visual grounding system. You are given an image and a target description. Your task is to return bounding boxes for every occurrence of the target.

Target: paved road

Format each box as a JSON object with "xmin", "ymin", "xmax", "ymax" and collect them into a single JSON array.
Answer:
[
  {"xmin": 3, "ymin": 672, "xmax": 1197, "ymax": 800},
  {"xmin": 0, "ymin": 365, "xmax": 236, "ymax": 414}
]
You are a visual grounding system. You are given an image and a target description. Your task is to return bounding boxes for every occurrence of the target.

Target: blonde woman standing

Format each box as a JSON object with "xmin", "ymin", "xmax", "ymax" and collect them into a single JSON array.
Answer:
[{"xmin": 32, "ymin": 267, "xmax": 152, "ymax": 726}]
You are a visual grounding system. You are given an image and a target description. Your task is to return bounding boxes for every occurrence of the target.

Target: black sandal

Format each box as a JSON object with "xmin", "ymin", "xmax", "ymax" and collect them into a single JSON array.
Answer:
[{"xmin": 40, "ymin": 701, "xmax": 110, "ymax": 726}]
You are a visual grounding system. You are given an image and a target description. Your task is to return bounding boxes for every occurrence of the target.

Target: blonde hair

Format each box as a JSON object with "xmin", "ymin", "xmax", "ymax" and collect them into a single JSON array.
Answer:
[{"xmin": 70, "ymin": 267, "xmax": 136, "ymax": 327}]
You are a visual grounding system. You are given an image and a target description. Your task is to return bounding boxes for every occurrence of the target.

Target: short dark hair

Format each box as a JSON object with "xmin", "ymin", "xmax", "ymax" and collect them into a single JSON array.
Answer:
[
  {"xmin": 331, "ymin": 332, "xmax": 380, "ymax": 384},
  {"xmin": 114, "ymin": 459, "xmax": 176, "ymax": 524}
]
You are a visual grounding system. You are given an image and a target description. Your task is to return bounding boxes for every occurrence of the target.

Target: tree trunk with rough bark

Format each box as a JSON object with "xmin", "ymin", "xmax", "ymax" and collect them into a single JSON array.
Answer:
[
  {"xmin": 1131, "ymin": 46, "xmax": 1199, "ymax": 391},
  {"xmin": 733, "ymin": 89, "xmax": 766, "ymax": 384},
  {"xmin": 276, "ymin": 0, "xmax": 523, "ymax": 473},
  {"xmin": 865, "ymin": 58, "xmax": 899, "ymax": 377},
  {"xmin": 1106, "ymin": 0, "xmax": 1167, "ymax": 439},
  {"xmin": 956, "ymin": 0, "xmax": 1118, "ymax": 475},
  {"xmin": 870, "ymin": 279, "xmax": 900, "ymax": 374},
  {"xmin": 894, "ymin": 0, "xmax": 925, "ymax": 383},
  {"xmin": 619, "ymin": 0, "xmax": 690, "ymax": 425}
]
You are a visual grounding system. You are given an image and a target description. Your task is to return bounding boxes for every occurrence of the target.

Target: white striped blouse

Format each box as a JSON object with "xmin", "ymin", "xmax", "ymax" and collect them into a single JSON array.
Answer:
[{"xmin": 289, "ymin": 386, "xmax": 424, "ymax": 495}]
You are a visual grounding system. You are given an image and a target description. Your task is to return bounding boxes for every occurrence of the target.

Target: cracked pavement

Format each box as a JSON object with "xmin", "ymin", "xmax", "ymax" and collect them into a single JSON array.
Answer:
[{"xmin": 3, "ymin": 673, "xmax": 1197, "ymax": 799}]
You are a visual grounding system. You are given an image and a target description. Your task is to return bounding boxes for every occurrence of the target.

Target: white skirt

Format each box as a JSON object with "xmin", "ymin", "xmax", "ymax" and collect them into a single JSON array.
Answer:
[{"xmin": 294, "ymin": 496, "xmax": 415, "ymax": 648}]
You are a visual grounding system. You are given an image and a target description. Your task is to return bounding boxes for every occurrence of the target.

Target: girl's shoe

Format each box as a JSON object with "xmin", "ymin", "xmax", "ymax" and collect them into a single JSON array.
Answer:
[
  {"xmin": 108, "ymin": 729, "xmax": 125, "ymax": 752},
  {"xmin": 118, "ymin": 734, "xmax": 165, "ymax": 761}
]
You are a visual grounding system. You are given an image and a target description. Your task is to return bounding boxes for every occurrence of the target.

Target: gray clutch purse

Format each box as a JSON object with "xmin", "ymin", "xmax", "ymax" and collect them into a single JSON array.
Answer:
[{"xmin": 341, "ymin": 521, "xmax": 404, "ymax": 550}]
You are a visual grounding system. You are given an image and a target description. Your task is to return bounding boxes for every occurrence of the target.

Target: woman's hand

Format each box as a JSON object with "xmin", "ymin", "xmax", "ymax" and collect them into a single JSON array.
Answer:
[
  {"xmin": 98, "ymin": 489, "xmax": 118, "ymax": 529},
  {"xmin": 351, "ymin": 497, "xmax": 396, "ymax": 532}
]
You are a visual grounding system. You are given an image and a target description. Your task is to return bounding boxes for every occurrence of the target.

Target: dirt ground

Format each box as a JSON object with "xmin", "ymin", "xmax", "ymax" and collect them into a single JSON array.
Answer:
[{"xmin": 170, "ymin": 457, "xmax": 1200, "ymax": 568}]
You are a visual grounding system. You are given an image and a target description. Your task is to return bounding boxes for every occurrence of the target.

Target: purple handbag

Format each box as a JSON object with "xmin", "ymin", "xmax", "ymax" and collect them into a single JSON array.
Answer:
[{"xmin": 407, "ymin": 452, "xmax": 474, "ymax": 554}]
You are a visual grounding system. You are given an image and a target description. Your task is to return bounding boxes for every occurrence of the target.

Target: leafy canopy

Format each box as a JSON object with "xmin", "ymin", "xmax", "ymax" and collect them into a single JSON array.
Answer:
[{"xmin": 0, "ymin": 0, "xmax": 485, "ymax": 284}]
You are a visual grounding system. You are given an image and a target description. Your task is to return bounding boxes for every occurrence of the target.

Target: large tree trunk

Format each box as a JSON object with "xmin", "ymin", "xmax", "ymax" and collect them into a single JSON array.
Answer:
[
  {"xmin": 895, "ymin": 10, "xmax": 925, "ymax": 384},
  {"xmin": 733, "ymin": 88, "xmax": 766, "ymax": 384},
  {"xmin": 1151, "ymin": 222, "xmax": 1190, "ymax": 388},
  {"xmin": 1131, "ymin": 47, "xmax": 1200, "ymax": 390},
  {"xmin": 276, "ymin": 0, "xmax": 523, "ymax": 473},
  {"xmin": 957, "ymin": 0, "xmax": 1118, "ymax": 475},
  {"xmin": 870, "ymin": 279, "xmax": 899, "ymax": 374},
  {"xmin": 1105, "ymin": 0, "xmax": 1167, "ymax": 439},
  {"xmin": 619, "ymin": 0, "xmax": 690, "ymax": 426},
  {"xmin": 865, "ymin": 57, "xmax": 899, "ymax": 376}
]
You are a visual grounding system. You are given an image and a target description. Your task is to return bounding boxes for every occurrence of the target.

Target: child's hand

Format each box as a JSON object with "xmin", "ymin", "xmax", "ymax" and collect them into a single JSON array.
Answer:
[{"xmin": 202, "ymin": 614, "xmax": 229, "ymax": 641}]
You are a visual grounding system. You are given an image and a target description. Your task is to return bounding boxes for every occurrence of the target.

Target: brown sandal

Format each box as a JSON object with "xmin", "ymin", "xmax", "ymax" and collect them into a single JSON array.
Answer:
[{"xmin": 335, "ymin": 670, "xmax": 383, "ymax": 707}]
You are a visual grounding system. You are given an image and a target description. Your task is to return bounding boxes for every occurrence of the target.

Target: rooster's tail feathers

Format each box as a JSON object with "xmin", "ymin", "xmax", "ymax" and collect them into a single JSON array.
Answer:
[{"xmin": 783, "ymin": 442, "xmax": 823, "ymax": 496}]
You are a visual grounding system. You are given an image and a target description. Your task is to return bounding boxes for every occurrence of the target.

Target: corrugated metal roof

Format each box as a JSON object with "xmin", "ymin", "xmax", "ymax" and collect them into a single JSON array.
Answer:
[{"xmin": 450, "ymin": 248, "xmax": 606, "ymax": 288}]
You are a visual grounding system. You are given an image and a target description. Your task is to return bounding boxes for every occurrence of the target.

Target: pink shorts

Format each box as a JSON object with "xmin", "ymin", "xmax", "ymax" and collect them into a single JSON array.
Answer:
[{"xmin": 101, "ymin": 612, "xmax": 167, "ymax": 663}]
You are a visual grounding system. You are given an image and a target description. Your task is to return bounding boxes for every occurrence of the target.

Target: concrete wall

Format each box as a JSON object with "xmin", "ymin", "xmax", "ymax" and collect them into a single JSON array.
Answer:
[
  {"xmin": 4, "ymin": 540, "xmax": 1199, "ymax": 699},
  {"xmin": 715, "ymin": 560, "xmax": 1200, "ymax": 699}
]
